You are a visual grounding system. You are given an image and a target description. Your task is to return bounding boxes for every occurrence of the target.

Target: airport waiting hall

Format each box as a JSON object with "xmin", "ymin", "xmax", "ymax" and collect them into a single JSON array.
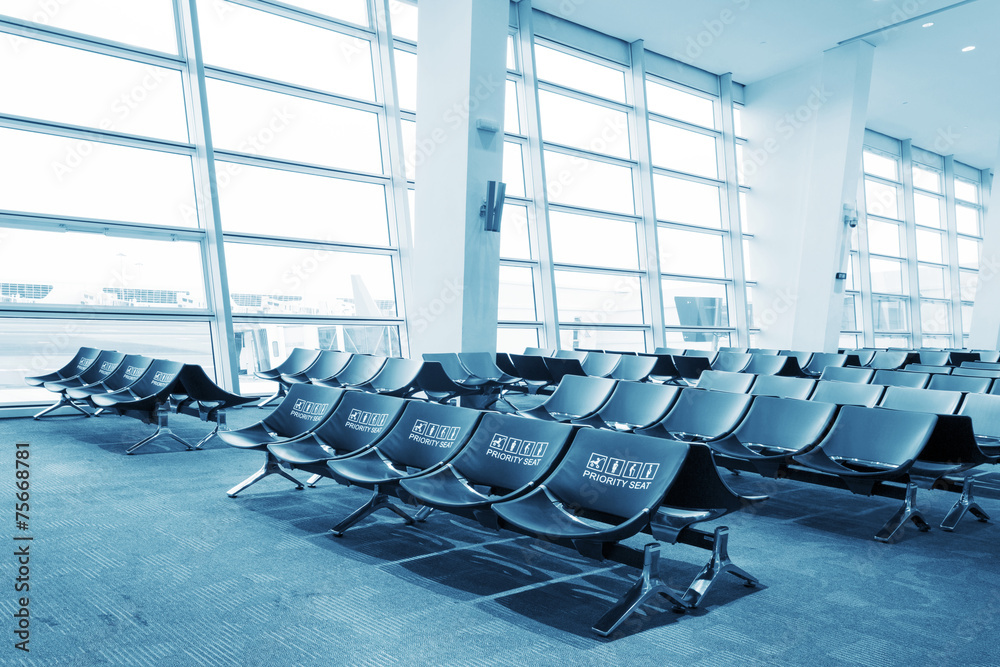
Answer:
[{"xmin": 1, "ymin": 0, "xmax": 1000, "ymax": 664}]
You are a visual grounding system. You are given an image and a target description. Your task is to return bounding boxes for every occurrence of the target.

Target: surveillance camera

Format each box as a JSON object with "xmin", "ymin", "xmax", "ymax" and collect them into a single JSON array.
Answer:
[{"xmin": 847, "ymin": 218, "xmax": 858, "ymax": 228}]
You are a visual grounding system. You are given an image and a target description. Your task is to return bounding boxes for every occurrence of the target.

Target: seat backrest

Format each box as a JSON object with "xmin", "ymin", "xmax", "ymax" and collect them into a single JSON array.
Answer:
[
  {"xmin": 263, "ymin": 384, "xmax": 343, "ymax": 436},
  {"xmin": 819, "ymin": 366, "xmax": 874, "ymax": 384},
  {"xmin": 843, "ymin": 349, "xmax": 878, "ymax": 366},
  {"xmin": 176, "ymin": 364, "xmax": 249, "ymax": 404},
  {"xmin": 904, "ymin": 364, "xmax": 952, "ymax": 374},
  {"xmin": 102, "ymin": 355, "xmax": 154, "ymax": 391},
  {"xmin": 671, "ymin": 355, "xmax": 712, "ymax": 380},
  {"xmin": 804, "ymin": 352, "xmax": 847, "ymax": 375},
  {"xmin": 371, "ymin": 400, "xmax": 481, "ymax": 469},
  {"xmin": 749, "ymin": 375, "xmax": 815, "ymax": 400},
  {"xmin": 918, "ymin": 350, "xmax": 951, "ymax": 366},
  {"xmin": 809, "ymin": 381, "xmax": 884, "ymax": 407},
  {"xmin": 866, "ymin": 350, "xmax": 915, "ymax": 370},
  {"xmin": 743, "ymin": 354, "xmax": 799, "ymax": 376},
  {"xmin": 653, "ymin": 347, "xmax": 685, "ymax": 356},
  {"xmin": 972, "ymin": 350, "xmax": 1000, "ymax": 363},
  {"xmin": 554, "ymin": 349, "xmax": 587, "ymax": 360},
  {"xmin": 543, "ymin": 356, "xmax": 587, "ymax": 383},
  {"xmin": 953, "ymin": 367, "xmax": 1000, "ymax": 378},
  {"xmin": 878, "ymin": 386, "xmax": 961, "ymax": 414},
  {"xmin": 647, "ymin": 388, "xmax": 752, "ymax": 439},
  {"xmin": 509, "ymin": 354, "xmax": 555, "ymax": 383},
  {"xmin": 684, "ymin": 350, "xmax": 717, "ymax": 360},
  {"xmin": 367, "ymin": 358, "xmax": 424, "ymax": 393},
  {"xmin": 459, "ymin": 352, "xmax": 510, "ymax": 381},
  {"xmin": 711, "ymin": 352, "xmax": 751, "ymax": 373},
  {"xmin": 494, "ymin": 353, "xmax": 520, "ymax": 377},
  {"xmin": 449, "ymin": 413, "xmax": 575, "ymax": 491},
  {"xmin": 928, "ymin": 374, "xmax": 990, "ymax": 393},
  {"xmin": 695, "ymin": 370, "xmax": 754, "ymax": 393},
  {"xmin": 303, "ymin": 350, "xmax": 352, "ymax": 381},
  {"xmin": 718, "ymin": 347, "xmax": 747, "ymax": 354},
  {"xmin": 77, "ymin": 351, "xmax": 127, "ymax": 384},
  {"xmin": 423, "ymin": 353, "xmax": 472, "ymax": 383},
  {"xmin": 871, "ymin": 369, "xmax": 929, "ymax": 389},
  {"xmin": 779, "ymin": 350, "xmax": 814, "ymax": 367},
  {"xmin": 581, "ymin": 352, "xmax": 621, "ymax": 378},
  {"xmin": 609, "ymin": 354, "xmax": 657, "ymax": 382},
  {"xmin": 958, "ymin": 393, "xmax": 1000, "ymax": 438},
  {"xmin": 593, "ymin": 382, "xmax": 680, "ymax": 429},
  {"xmin": 539, "ymin": 376, "xmax": 616, "ymax": 416},
  {"xmin": 639, "ymin": 353, "xmax": 679, "ymax": 380},
  {"xmin": 274, "ymin": 348, "xmax": 321, "ymax": 375},
  {"xmin": 546, "ymin": 428, "xmax": 688, "ymax": 519},
  {"xmin": 814, "ymin": 406, "xmax": 937, "ymax": 467},
  {"xmin": 947, "ymin": 351, "xmax": 981, "ymax": 366},
  {"xmin": 962, "ymin": 361, "xmax": 1000, "ymax": 371},
  {"xmin": 53, "ymin": 346, "xmax": 103, "ymax": 379},
  {"xmin": 747, "ymin": 348, "xmax": 780, "ymax": 355},
  {"xmin": 124, "ymin": 359, "xmax": 185, "ymax": 398},
  {"xmin": 732, "ymin": 396, "xmax": 837, "ymax": 452},
  {"xmin": 334, "ymin": 355, "xmax": 387, "ymax": 386},
  {"xmin": 522, "ymin": 347, "xmax": 551, "ymax": 356},
  {"xmin": 313, "ymin": 392, "xmax": 407, "ymax": 453}
]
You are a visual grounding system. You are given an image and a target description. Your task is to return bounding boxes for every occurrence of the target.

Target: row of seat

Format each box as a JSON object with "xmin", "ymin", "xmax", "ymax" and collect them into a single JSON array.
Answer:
[
  {"xmin": 218, "ymin": 383, "xmax": 760, "ymax": 635},
  {"xmin": 24, "ymin": 346, "xmax": 255, "ymax": 453},
  {"xmin": 703, "ymin": 367, "xmax": 1000, "ymax": 396}
]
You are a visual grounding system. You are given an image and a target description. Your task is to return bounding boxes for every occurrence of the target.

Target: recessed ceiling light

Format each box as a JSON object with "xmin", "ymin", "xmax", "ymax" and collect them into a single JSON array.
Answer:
[
  {"xmin": 922, "ymin": 22, "xmax": 934, "ymax": 27},
  {"xmin": 962, "ymin": 46, "xmax": 976, "ymax": 52}
]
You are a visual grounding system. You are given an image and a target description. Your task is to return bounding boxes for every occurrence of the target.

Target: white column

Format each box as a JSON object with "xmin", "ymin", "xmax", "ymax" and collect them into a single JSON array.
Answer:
[
  {"xmin": 404, "ymin": 0, "xmax": 509, "ymax": 357},
  {"xmin": 742, "ymin": 41, "xmax": 874, "ymax": 351},
  {"xmin": 968, "ymin": 140, "xmax": 1000, "ymax": 349}
]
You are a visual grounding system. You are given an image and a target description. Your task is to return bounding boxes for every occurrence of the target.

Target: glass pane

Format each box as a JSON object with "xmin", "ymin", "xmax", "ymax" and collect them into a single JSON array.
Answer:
[
  {"xmin": 664, "ymin": 330, "xmax": 731, "ymax": 351},
  {"xmin": 915, "ymin": 229, "xmax": 944, "ymax": 264},
  {"xmin": 533, "ymin": 44, "xmax": 626, "ymax": 103},
  {"xmin": 281, "ymin": 0, "xmax": 369, "ymax": 26},
  {"xmin": 649, "ymin": 121, "xmax": 718, "ymax": 179},
  {"xmin": 505, "ymin": 79, "xmax": 520, "ymax": 134},
  {"xmin": 394, "ymin": 49, "xmax": 417, "ymax": 112},
  {"xmin": 864, "ymin": 179, "xmax": 899, "ymax": 219},
  {"xmin": 841, "ymin": 294, "xmax": 861, "ymax": 331},
  {"xmin": 955, "ymin": 178, "xmax": 979, "ymax": 203},
  {"xmin": 918, "ymin": 264, "xmax": 949, "ymax": 299},
  {"xmin": 498, "ymin": 265, "xmax": 536, "ymax": 321},
  {"xmin": 735, "ymin": 144, "xmax": 745, "ymax": 185},
  {"xmin": 506, "ymin": 34, "xmax": 516, "ymax": 72},
  {"xmin": 839, "ymin": 333, "xmax": 861, "ymax": 348},
  {"xmin": 659, "ymin": 228, "xmax": 726, "ymax": 278},
  {"xmin": 956, "ymin": 204, "xmax": 980, "ymax": 236},
  {"xmin": 0, "ymin": 228, "xmax": 206, "ymax": 308},
  {"xmin": 0, "ymin": 127, "xmax": 197, "ymax": 228},
  {"xmin": 863, "ymin": 150, "xmax": 898, "ymax": 180},
  {"xmin": 216, "ymin": 163, "xmax": 389, "ymax": 245},
  {"xmin": 913, "ymin": 192, "xmax": 942, "ymax": 228},
  {"xmin": 538, "ymin": 90, "xmax": 630, "ymax": 159},
  {"xmin": 922, "ymin": 335, "xmax": 953, "ymax": 348},
  {"xmin": 497, "ymin": 327, "xmax": 539, "ymax": 353},
  {"xmin": 207, "ymin": 79, "xmax": 383, "ymax": 174},
  {"xmin": 645, "ymin": 79, "xmax": 715, "ymax": 129},
  {"xmin": 503, "ymin": 141, "xmax": 526, "ymax": 198},
  {"xmin": 1, "ymin": 0, "xmax": 177, "ymax": 53},
  {"xmin": 401, "ymin": 119, "xmax": 415, "ymax": 180},
  {"xmin": 960, "ymin": 269, "xmax": 978, "ymax": 302},
  {"xmin": 653, "ymin": 175, "xmax": 721, "ymax": 228},
  {"xmin": 198, "ymin": 0, "xmax": 375, "ymax": 101},
  {"xmin": 0, "ymin": 37, "xmax": 188, "ymax": 142},
  {"xmin": 549, "ymin": 211, "xmax": 638, "ymax": 270},
  {"xmin": 742, "ymin": 238, "xmax": 752, "ymax": 282},
  {"xmin": 962, "ymin": 304, "xmax": 973, "ymax": 334},
  {"xmin": 869, "ymin": 257, "xmax": 904, "ymax": 294},
  {"xmin": 957, "ymin": 238, "xmax": 980, "ymax": 269},
  {"xmin": 874, "ymin": 334, "xmax": 910, "ymax": 348},
  {"xmin": 559, "ymin": 328, "xmax": 646, "ymax": 353},
  {"xmin": 846, "ymin": 253, "xmax": 857, "ymax": 290},
  {"xmin": 733, "ymin": 106, "xmax": 743, "ymax": 137},
  {"xmin": 867, "ymin": 219, "xmax": 901, "ymax": 257},
  {"xmin": 499, "ymin": 203, "xmax": 530, "ymax": 260},
  {"xmin": 388, "ymin": 0, "xmax": 418, "ymax": 41},
  {"xmin": 920, "ymin": 301, "xmax": 951, "ymax": 335},
  {"xmin": 872, "ymin": 296, "xmax": 909, "ymax": 332},
  {"xmin": 544, "ymin": 150, "xmax": 634, "ymax": 214},
  {"xmin": 738, "ymin": 191, "xmax": 749, "ymax": 233},
  {"xmin": 912, "ymin": 165, "xmax": 941, "ymax": 193},
  {"xmin": 661, "ymin": 279, "xmax": 729, "ymax": 328},
  {"xmin": 554, "ymin": 270, "xmax": 643, "ymax": 325},
  {"xmin": 0, "ymin": 318, "xmax": 213, "ymax": 405},
  {"xmin": 226, "ymin": 243, "xmax": 396, "ymax": 317}
]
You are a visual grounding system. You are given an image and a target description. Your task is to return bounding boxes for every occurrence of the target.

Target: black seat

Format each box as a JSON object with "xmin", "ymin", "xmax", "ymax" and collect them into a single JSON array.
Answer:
[
  {"xmin": 877, "ymin": 386, "xmax": 961, "ymax": 414},
  {"xmin": 819, "ymin": 366, "xmax": 874, "ymax": 383},
  {"xmin": 35, "ymin": 349, "xmax": 125, "ymax": 419},
  {"xmin": 254, "ymin": 347, "xmax": 321, "ymax": 407},
  {"xmin": 638, "ymin": 354, "xmax": 681, "ymax": 383},
  {"xmin": 173, "ymin": 364, "xmax": 258, "ymax": 447},
  {"xmin": 517, "ymin": 376, "xmax": 616, "ymax": 422},
  {"xmin": 608, "ymin": 355, "xmax": 657, "ymax": 382},
  {"xmin": 90, "ymin": 359, "xmax": 187, "ymax": 454},
  {"xmin": 348, "ymin": 358, "xmax": 424, "ymax": 397},
  {"xmin": 956, "ymin": 393, "xmax": 1000, "ymax": 456},
  {"xmin": 508, "ymin": 353, "xmax": 557, "ymax": 393},
  {"xmin": 708, "ymin": 397, "xmax": 837, "ymax": 477},
  {"xmin": 219, "ymin": 384, "xmax": 343, "ymax": 497},
  {"xmin": 542, "ymin": 356, "xmax": 588, "ymax": 384},
  {"xmin": 414, "ymin": 360, "xmax": 490, "ymax": 404},
  {"xmin": 945, "ymin": 351, "xmax": 982, "ymax": 366},
  {"xmin": 801, "ymin": 352, "xmax": 848, "ymax": 377},
  {"xmin": 637, "ymin": 388, "xmax": 752, "ymax": 442},
  {"xmin": 573, "ymin": 382, "xmax": 680, "ymax": 431},
  {"xmin": 495, "ymin": 352, "xmax": 521, "ymax": 377},
  {"xmin": 695, "ymin": 370, "xmax": 754, "ymax": 393},
  {"xmin": 325, "ymin": 401, "xmax": 482, "ymax": 535},
  {"xmin": 748, "ymin": 375, "xmax": 815, "ymax": 400},
  {"xmin": 459, "ymin": 352, "xmax": 520, "ymax": 387},
  {"xmin": 65, "ymin": 354, "xmax": 154, "ymax": 408},
  {"xmin": 25, "ymin": 346, "xmax": 103, "ymax": 386},
  {"xmin": 490, "ymin": 429, "xmax": 758, "ymax": 635},
  {"xmin": 779, "ymin": 350, "xmax": 814, "ymax": 367},
  {"xmin": 313, "ymin": 354, "xmax": 387, "ymax": 389},
  {"xmin": 926, "ymin": 374, "xmax": 990, "ymax": 393},
  {"xmin": 871, "ymin": 370, "xmax": 929, "ymax": 389},
  {"xmin": 423, "ymin": 353, "xmax": 489, "ymax": 387},
  {"xmin": 808, "ymin": 381, "xmax": 884, "ymax": 407},
  {"xmin": 710, "ymin": 352, "xmax": 751, "ymax": 373},
  {"xmin": 281, "ymin": 350, "xmax": 352, "ymax": 385},
  {"xmin": 842, "ymin": 349, "xmax": 879, "ymax": 366},
  {"xmin": 671, "ymin": 355, "xmax": 712, "ymax": 385},
  {"xmin": 742, "ymin": 354, "xmax": 805, "ymax": 377},
  {"xmin": 792, "ymin": 406, "xmax": 938, "ymax": 541}
]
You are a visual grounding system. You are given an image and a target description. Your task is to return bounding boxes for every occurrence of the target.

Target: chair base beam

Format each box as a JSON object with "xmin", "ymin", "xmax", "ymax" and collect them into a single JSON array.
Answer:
[
  {"xmin": 33, "ymin": 395, "xmax": 92, "ymax": 420},
  {"xmin": 227, "ymin": 453, "xmax": 303, "ymax": 497},
  {"xmin": 331, "ymin": 486, "xmax": 414, "ymax": 536},
  {"xmin": 125, "ymin": 408, "xmax": 195, "ymax": 454}
]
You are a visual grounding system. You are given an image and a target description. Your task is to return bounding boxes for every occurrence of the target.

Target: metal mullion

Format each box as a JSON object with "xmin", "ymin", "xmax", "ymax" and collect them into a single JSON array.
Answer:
[
  {"xmin": 650, "ymin": 166, "xmax": 725, "ymax": 188},
  {"xmin": 0, "ymin": 212, "xmax": 207, "ymax": 241},
  {"xmin": 855, "ymin": 177, "xmax": 875, "ymax": 346},
  {"xmin": 862, "ymin": 172, "xmax": 903, "ymax": 188},
  {"xmin": 232, "ymin": 315, "xmax": 404, "ymax": 325},
  {"xmin": 551, "ymin": 263, "xmax": 644, "ymax": 278},
  {"xmin": 535, "ymin": 81, "xmax": 633, "ymax": 114},
  {"xmin": 0, "ymin": 18, "xmax": 185, "ymax": 67},
  {"xmin": 231, "ymin": 0, "xmax": 376, "ymax": 38},
  {"xmin": 203, "ymin": 66, "xmax": 383, "ymax": 112},
  {"xmin": 0, "ymin": 115, "xmax": 197, "ymax": 156},
  {"xmin": 660, "ymin": 273, "xmax": 732, "ymax": 286},
  {"xmin": 718, "ymin": 73, "xmax": 748, "ymax": 348},
  {"xmin": 0, "ymin": 308, "xmax": 214, "ymax": 321},
  {"xmin": 901, "ymin": 140, "xmax": 922, "ymax": 343},
  {"xmin": 499, "ymin": 257, "xmax": 537, "ymax": 269},
  {"xmin": 501, "ymin": 193, "xmax": 532, "ymax": 205},
  {"xmin": 656, "ymin": 220, "xmax": 727, "ymax": 238},
  {"xmin": 547, "ymin": 203, "xmax": 641, "ymax": 224},
  {"xmin": 646, "ymin": 112, "xmax": 721, "ymax": 140},
  {"xmin": 943, "ymin": 155, "xmax": 964, "ymax": 346},
  {"xmin": 211, "ymin": 150, "xmax": 391, "ymax": 185},
  {"xmin": 540, "ymin": 141, "xmax": 637, "ymax": 169},
  {"xmin": 222, "ymin": 233, "xmax": 398, "ymax": 256}
]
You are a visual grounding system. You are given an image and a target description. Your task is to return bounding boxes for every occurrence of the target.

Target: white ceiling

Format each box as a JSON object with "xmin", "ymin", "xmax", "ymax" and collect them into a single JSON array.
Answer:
[{"xmin": 530, "ymin": 0, "xmax": 1000, "ymax": 169}]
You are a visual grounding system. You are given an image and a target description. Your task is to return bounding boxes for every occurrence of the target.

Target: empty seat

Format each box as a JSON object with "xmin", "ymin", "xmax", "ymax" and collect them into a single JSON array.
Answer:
[
  {"xmin": 952, "ymin": 367, "xmax": 1000, "ymax": 379},
  {"xmin": 581, "ymin": 352, "xmax": 622, "ymax": 378},
  {"xmin": 522, "ymin": 347, "xmax": 552, "ymax": 356},
  {"xmin": 684, "ymin": 350, "xmax": 717, "ymax": 361},
  {"xmin": 779, "ymin": 350, "xmax": 814, "ymax": 367},
  {"xmin": 843, "ymin": 349, "xmax": 878, "ymax": 366},
  {"xmin": 971, "ymin": 350, "xmax": 1000, "ymax": 363},
  {"xmin": 280, "ymin": 350, "xmax": 352, "ymax": 385},
  {"xmin": 749, "ymin": 375, "xmax": 815, "ymax": 400},
  {"xmin": 653, "ymin": 347, "xmax": 686, "ymax": 356},
  {"xmin": 608, "ymin": 355, "xmax": 658, "ymax": 382},
  {"xmin": 927, "ymin": 374, "xmax": 990, "ymax": 393},
  {"xmin": 573, "ymin": 382, "xmax": 680, "ymax": 431},
  {"xmin": 957, "ymin": 393, "xmax": 1000, "ymax": 456},
  {"xmin": 553, "ymin": 349, "xmax": 587, "ymax": 360},
  {"xmin": 314, "ymin": 354, "xmax": 387, "ymax": 389},
  {"xmin": 711, "ymin": 352, "xmax": 751, "ymax": 373},
  {"xmin": 173, "ymin": 364, "xmax": 258, "ymax": 448},
  {"xmin": 871, "ymin": 370, "xmax": 929, "ymax": 389},
  {"xmin": 65, "ymin": 354, "xmax": 154, "ymax": 408},
  {"xmin": 414, "ymin": 361, "xmax": 491, "ymax": 404},
  {"xmin": 424, "ymin": 353, "xmax": 488, "ymax": 387},
  {"xmin": 542, "ymin": 356, "xmax": 588, "ymax": 384},
  {"xmin": 809, "ymin": 381, "xmax": 884, "ymax": 407},
  {"xmin": 459, "ymin": 352, "xmax": 520, "ymax": 386},
  {"xmin": 918, "ymin": 350, "xmax": 951, "ymax": 366},
  {"xmin": 346, "ymin": 358, "xmax": 424, "ymax": 397},
  {"xmin": 695, "ymin": 370, "xmax": 755, "ymax": 393},
  {"xmin": 904, "ymin": 364, "xmax": 952, "ymax": 375},
  {"xmin": 638, "ymin": 353, "xmax": 681, "ymax": 383},
  {"xmin": 220, "ymin": 384, "xmax": 343, "ymax": 497},
  {"xmin": 90, "ymin": 360, "xmax": 187, "ymax": 454},
  {"xmin": 819, "ymin": 366, "xmax": 874, "ymax": 383},
  {"xmin": 254, "ymin": 347, "xmax": 321, "ymax": 407},
  {"xmin": 508, "ymin": 354, "xmax": 557, "ymax": 393},
  {"xmin": 495, "ymin": 352, "xmax": 521, "ymax": 378},
  {"xmin": 671, "ymin": 355, "xmax": 712, "ymax": 384},
  {"xmin": 326, "ymin": 401, "xmax": 482, "ymax": 535},
  {"xmin": 637, "ymin": 388, "xmax": 751, "ymax": 442},
  {"xmin": 517, "ymin": 376, "xmax": 616, "ymax": 422},
  {"xmin": 742, "ymin": 354, "xmax": 804, "ymax": 377},
  {"xmin": 35, "ymin": 349, "xmax": 125, "ymax": 419},
  {"xmin": 801, "ymin": 352, "xmax": 848, "ymax": 377},
  {"xmin": 25, "ymin": 346, "xmax": 102, "ymax": 386},
  {"xmin": 747, "ymin": 348, "xmax": 780, "ymax": 355},
  {"xmin": 717, "ymin": 346, "xmax": 748, "ymax": 354},
  {"xmin": 877, "ymin": 386, "xmax": 961, "ymax": 415},
  {"xmin": 865, "ymin": 351, "xmax": 920, "ymax": 370},
  {"xmin": 960, "ymin": 361, "xmax": 1000, "ymax": 370}
]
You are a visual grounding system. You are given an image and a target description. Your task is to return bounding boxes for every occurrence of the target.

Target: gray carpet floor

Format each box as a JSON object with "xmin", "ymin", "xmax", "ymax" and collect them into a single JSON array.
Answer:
[{"xmin": 0, "ymin": 404, "xmax": 998, "ymax": 666}]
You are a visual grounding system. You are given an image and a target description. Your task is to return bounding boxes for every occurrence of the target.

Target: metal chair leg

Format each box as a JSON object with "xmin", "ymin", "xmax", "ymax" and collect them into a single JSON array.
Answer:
[
  {"xmin": 125, "ymin": 407, "xmax": 195, "ymax": 454},
  {"xmin": 306, "ymin": 474, "xmax": 323, "ymax": 488},
  {"xmin": 681, "ymin": 526, "xmax": 757, "ymax": 608},
  {"xmin": 192, "ymin": 411, "xmax": 229, "ymax": 449},
  {"xmin": 257, "ymin": 385, "xmax": 286, "ymax": 408},
  {"xmin": 591, "ymin": 543, "xmax": 688, "ymax": 637},
  {"xmin": 875, "ymin": 483, "xmax": 930, "ymax": 543},
  {"xmin": 331, "ymin": 485, "xmax": 415, "ymax": 536},
  {"xmin": 940, "ymin": 477, "xmax": 991, "ymax": 531},
  {"xmin": 227, "ymin": 452, "xmax": 304, "ymax": 497},
  {"xmin": 33, "ymin": 395, "xmax": 92, "ymax": 420}
]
